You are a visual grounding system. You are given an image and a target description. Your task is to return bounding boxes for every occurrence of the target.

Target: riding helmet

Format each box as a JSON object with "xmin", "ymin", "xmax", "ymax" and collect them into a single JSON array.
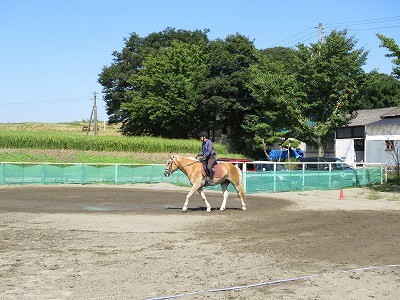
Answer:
[{"xmin": 199, "ymin": 131, "xmax": 208, "ymax": 138}]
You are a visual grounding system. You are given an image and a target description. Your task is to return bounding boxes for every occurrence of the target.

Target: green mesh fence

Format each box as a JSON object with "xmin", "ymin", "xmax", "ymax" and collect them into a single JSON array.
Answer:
[
  {"xmin": 0, "ymin": 163, "xmax": 191, "ymax": 186},
  {"xmin": 244, "ymin": 162, "xmax": 384, "ymax": 193},
  {"xmin": 243, "ymin": 168, "xmax": 383, "ymax": 193},
  {"xmin": 0, "ymin": 162, "xmax": 383, "ymax": 193}
]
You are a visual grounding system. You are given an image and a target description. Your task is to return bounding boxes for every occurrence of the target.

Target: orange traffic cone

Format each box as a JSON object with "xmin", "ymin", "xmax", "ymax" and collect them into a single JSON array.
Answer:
[{"xmin": 339, "ymin": 189, "xmax": 345, "ymax": 200}]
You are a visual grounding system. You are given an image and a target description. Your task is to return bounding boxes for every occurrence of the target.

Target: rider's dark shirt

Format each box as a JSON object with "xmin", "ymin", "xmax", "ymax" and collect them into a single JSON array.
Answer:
[{"xmin": 201, "ymin": 139, "xmax": 216, "ymax": 158}]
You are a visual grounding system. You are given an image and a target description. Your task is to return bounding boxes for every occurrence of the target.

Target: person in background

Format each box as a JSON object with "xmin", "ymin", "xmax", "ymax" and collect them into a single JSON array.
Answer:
[{"xmin": 198, "ymin": 131, "xmax": 216, "ymax": 185}]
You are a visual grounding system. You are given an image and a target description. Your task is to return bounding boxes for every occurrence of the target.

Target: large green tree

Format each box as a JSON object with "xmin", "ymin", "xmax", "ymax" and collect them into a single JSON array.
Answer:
[
  {"xmin": 260, "ymin": 46, "xmax": 298, "ymax": 73},
  {"xmin": 122, "ymin": 40, "xmax": 207, "ymax": 138},
  {"xmin": 199, "ymin": 34, "xmax": 259, "ymax": 151},
  {"xmin": 248, "ymin": 51, "xmax": 303, "ymax": 156},
  {"xmin": 98, "ymin": 28, "xmax": 209, "ymax": 135},
  {"xmin": 100, "ymin": 27, "xmax": 400, "ymax": 158},
  {"xmin": 99, "ymin": 29, "xmax": 260, "ymax": 142},
  {"xmin": 377, "ymin": 33, "xmax": 400, "ymax": 79},
  {"xmin": 242, "ymin": 47, "xmax": 300, "ymax": 157},
  {"xmin": 358, "ymin": 71, "xmax": 400, "ymax": 109},
  {"xmin": 249, "ymin": 30, "xmax": 368, "ymax": 156}
]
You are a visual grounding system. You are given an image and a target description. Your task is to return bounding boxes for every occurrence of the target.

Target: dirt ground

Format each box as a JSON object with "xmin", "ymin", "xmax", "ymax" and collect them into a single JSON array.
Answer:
[{"xmin": 0, "ymin": 184, "xmax": 399, "ymax": 300}]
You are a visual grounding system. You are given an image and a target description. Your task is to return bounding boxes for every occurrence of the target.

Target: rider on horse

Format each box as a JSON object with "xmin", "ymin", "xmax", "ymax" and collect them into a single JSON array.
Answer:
[{"xmin": 198, "ymin": 131, "xmax": 217, "ymax": 186}]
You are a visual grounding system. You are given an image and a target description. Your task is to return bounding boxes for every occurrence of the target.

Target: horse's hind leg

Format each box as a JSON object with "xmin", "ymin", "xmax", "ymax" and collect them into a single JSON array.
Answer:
[
  {"xmin": 239, "ymin": 195, "xmax": 246, "ymax": 210},
  {"xmin": 232, "ymin": 180, "xmax": 246, "ymax": 210},
  {"xmin": 219, "ymin": 182, "xmax": 229, "ymax": 211},
  {"xmin": 238, "ymin": 188, "xmax": 246, "ymax": 211}
]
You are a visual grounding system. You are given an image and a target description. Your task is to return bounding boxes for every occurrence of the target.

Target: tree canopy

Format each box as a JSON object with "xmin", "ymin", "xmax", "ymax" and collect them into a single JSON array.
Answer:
[
  {"xmin": 377, "ymin": 33, "xmax": 400, "ymax": 79},
  {"xmin": 358, "ymin": 71, "xmax": 400, "ymax": 109},
  {"xmin": 99, "ymin": 27, "xmax": 397, "ymax": 157},
  {"xmin": 248, "ymin": 30, "xmax": 368, "ymax": 156},
  {"xmin": 199, "ymin": 34, "xmax": 259, "ymax": 151},
  {"xmin": 98, "ymin": 28, "xmax": 209, "ymax": 135},
  {"xmin": 122, "ymin": 40, "xmax": 207, "ymax": 138}
]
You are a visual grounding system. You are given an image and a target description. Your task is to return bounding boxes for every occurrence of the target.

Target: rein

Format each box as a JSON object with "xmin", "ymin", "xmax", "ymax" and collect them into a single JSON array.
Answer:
[
  {"xmin": 174, "ymin": 158, "xmax": 198, "ymax": 170},
  {"xmin": 165, "ymin": 157, "xmax": 199, "ymax": 177}
]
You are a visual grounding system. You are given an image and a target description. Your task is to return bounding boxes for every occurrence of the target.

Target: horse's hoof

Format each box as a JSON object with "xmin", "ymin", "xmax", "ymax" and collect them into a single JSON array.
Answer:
[
  {"xmin": 206, "ymin": 208, "xmax": 211, "ymax": 212},
  {"xmin": 219, "ymin": 207, "xmax": 225, "ymax": 211},
  {"xmin": 242, "ymin": 206, "xmax": 247, "ymax": 211},
  {"xmin": 182, "ymin": 206, "xmax": 187, "ymax": 212}
]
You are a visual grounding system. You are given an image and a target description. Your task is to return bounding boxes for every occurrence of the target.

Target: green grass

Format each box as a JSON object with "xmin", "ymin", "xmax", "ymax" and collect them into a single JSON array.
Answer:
[
  {"xmin": 0, "ymin": 122, "xmax": 230, "ymax": 153},
  {"xmin": 0, "ymin": 149, "xmax": 145, "ymax": 164},
  {"xmin": 0, "ymin": 122, "xmax": 241, "ymax": 164},
  {"xmin": 0, "ymin": 130, "xmax": 225, "ymax": 153},
  {"xmin": 366, "ymin": 189, "xmax": 381, "ymax": 200},
  {"xmin": 369, "ymin": 184, "xmax": 400, "ymax": 201}
]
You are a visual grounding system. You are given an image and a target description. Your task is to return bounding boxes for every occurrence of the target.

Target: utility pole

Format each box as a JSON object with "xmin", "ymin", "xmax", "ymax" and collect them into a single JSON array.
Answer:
[
  {"xmin": 86, "ymin": 92, "xmax": 98, "ymax": 136},
  {"xmin": 314, "ymin": 22, "xmax": 324, "ymax": 43},
  {"xmin": 93, "ymin": 91, "xmax": 98, "ymax": 136}
]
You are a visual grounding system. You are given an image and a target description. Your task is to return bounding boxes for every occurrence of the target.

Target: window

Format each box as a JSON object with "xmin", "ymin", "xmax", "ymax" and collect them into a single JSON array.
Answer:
[
  {"xmin": 353, "ymin": 127, "xmax": 365, "ymax": 138},
  {"xmin": 354, "ymin": 139, "xmax": 365, "ymax": 151},
  {"xmin": 336, "ymin": 126, "xmax": 365, "ymax": 139},
  {"xmin": 385, "ymin": 140, "xmax": 394, "ymax": 151}
]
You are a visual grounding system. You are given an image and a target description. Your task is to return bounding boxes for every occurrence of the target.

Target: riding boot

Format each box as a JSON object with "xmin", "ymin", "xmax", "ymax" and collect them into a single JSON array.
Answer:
[
  {"xmin": 202, "ymin": 162, "xmax": 210, "ymax": 184},
  {"xmin": 209, "ymin": 169, "xmax": 215, "ymax": 186}
]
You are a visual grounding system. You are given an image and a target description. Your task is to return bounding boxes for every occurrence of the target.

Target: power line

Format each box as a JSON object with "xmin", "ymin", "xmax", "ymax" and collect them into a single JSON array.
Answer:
[
  {"xmin": 339, "ymin": 25, "xmax": 400, "ymax": 32},
  {"xmin": 325, "ymin": 15, "xmax": 400, "ymax": 27},
  {"xmin": 281, "ymin": 33, "xmax": 318, "ymax": 47},
  {"xmin": 0, "ymin": 96, "xmax": 93, "ymax": 108},
  {"xmin": 298, "ymin": 34, "xmax": 319, "ymax": 45},
  {"xmin": 270, "ymin": 26, "xmax": 314, "ymax": 47},
  {"xmin": 270, "ymin": 15, "xmax": 400, "ymax": 48}
]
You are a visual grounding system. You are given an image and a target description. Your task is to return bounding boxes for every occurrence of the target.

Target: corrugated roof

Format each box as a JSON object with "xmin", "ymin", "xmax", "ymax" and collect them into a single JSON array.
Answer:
[
  {"xmin": 383, "ymin": 107, "xmax": 400, "ymax": 118},
  {"xmin": 368, "ymin": 116, "xmax": 400, "ymax": 126},
  {"xmin": 348, "ymin": 107, "xmax": 400, "ymax": 126}
]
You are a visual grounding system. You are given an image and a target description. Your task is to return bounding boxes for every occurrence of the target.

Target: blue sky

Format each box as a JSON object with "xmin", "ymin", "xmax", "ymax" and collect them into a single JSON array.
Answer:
[{"xmin": 1, "ymin": 0, "xmax": 399, "ymax": 123}]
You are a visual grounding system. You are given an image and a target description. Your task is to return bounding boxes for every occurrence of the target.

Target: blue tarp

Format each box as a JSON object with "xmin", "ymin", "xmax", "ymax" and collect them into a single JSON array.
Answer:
[{"xmin": 268, "ymin": 149, "xmax": 303, "ymax": 161}]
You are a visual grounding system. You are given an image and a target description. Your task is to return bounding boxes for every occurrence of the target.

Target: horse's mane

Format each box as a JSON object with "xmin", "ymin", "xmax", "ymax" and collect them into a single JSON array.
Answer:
[{"xmin": 173, "ymin": 155, "xmax": 197, "ymax": 161}]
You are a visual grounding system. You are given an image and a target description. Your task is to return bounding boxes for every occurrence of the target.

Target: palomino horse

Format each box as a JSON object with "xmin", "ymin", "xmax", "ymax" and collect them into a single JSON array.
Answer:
[{"xmin": 164, "ymin": 155, "xmax": 246, "ymax": 211}]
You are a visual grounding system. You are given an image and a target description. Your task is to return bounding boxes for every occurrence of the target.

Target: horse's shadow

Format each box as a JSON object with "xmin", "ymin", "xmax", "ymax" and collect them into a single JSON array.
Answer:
[{"xmin": 166, "ymin": 206, "xmax": 242, "ymax": 212}]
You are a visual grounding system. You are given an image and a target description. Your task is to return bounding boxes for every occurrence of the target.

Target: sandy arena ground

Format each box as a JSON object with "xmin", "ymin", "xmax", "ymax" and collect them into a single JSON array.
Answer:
[{"xmin": 0, "ymin": 184, "xmax": 399, "ymax": 299}]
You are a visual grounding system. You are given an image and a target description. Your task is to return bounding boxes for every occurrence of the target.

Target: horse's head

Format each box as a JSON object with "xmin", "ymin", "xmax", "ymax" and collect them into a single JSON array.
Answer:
[{"xmin": 164, "ymin": 155, "xmax": 179, "ymax": 177}]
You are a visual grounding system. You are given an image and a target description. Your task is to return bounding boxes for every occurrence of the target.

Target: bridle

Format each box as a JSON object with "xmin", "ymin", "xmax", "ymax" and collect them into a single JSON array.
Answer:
[
  {"xmin": 164, "ymin": 158, "xmax": 177, "ymax": 177},
  {"xmin": 164, "ymin": 157, "xmax": 199, "ymax": 177}
]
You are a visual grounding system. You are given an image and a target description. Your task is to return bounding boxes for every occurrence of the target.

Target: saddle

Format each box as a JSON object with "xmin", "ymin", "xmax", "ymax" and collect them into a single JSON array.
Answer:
[{"xmin": 201, "ymin": 162, "xmax": 222, "ymax": 185}]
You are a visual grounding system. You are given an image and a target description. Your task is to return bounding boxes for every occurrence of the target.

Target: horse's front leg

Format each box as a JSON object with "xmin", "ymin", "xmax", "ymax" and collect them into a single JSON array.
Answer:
[
  {"xmin": 182, "ymin": 183, "xmax": 202, "ymax": 212},
  {"xmin": 197, "ymin": 189, "xmax": 211, "ymax": 212}
]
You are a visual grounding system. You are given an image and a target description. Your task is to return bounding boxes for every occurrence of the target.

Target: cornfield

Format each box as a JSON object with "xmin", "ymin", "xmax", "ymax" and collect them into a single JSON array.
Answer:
[{"xmin": 0, "ymin": 130, "xmax": 228, "ymax": 154}]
